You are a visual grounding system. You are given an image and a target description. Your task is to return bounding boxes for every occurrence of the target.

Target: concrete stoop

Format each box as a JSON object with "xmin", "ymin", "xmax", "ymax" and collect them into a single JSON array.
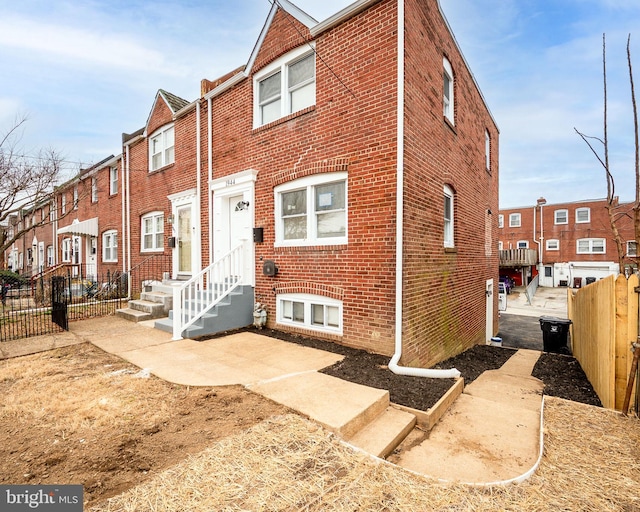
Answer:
[{"xmin": 116, "ymin": 290, "xmax": 172, "ymax": 323}]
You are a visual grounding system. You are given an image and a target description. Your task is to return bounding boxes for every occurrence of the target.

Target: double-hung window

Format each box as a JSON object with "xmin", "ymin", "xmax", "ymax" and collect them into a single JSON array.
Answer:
[
  {"xmin": 103, "ymin": 230, "xmax": 118, "ymax": 262},
  {"xmin": 149, "ymin": 125, "xmax": 175, "ymax": 171},
  {"xmin": 498, "ymin": 214, "xmax": 504, "ymax": 228},
  {"xmin": 255, "ymin": 46, "xmax": 316, "ymax": 127},
  {"xmin": 577, "ymin": 238, "xmax": 605, "ymax": 254},
  {"xmin": 91, "ymin": 177, "xmax": 98, "ymax": 203},
  {"xmin": 576, "ymin": 207, "xmax": 590, "ymax": 223},
  {"xmin": 546, "ymin": 239, "xmax": 559, "ymax": 251},
  {"xmin": 275, "ymin": 173, "xmax": 347, "ymax": 246},
  {"xmin": 62, "ymin": 238, "xmax": 72, "ymax": 262},
  {"xmin": 627, "ymin": 241, "xmax": 637, "ymax": 257},
  {"xmin": 509, "ymin": 213, "xmax": 521, "ymax": 227},
  {"xmin": 110, "ymin": 166, "xmax": 118, "ymax": 195},
  {"xmin": 444, "ymin": 185, "xmax": 454, "ymax": 248},
  {"xmin": 443, "ymin": 57, "xmax": 454, "ymax": 124},
  {"xmin": 554, "ymin": 209, "xmax": 568, "ymax": 224},
  {"xmin": 141, "ymin": 212, "xmax": 164, "ymax": 251},
  {"xmin": 277, "ymin": 293, "xmax": 342, "ymax": 334},
  {"xmin": 485, "ymin": 130, "xmax": 491, "ymax": 171}
]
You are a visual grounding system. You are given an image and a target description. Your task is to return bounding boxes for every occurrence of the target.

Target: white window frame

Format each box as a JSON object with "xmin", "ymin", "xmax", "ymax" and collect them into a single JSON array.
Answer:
[
  {"xmin": 62, "ymin": 238, "xmax": 72, "ymax": 263},
  {"xmin": 575, "ymin": 207, "xmax": 590, "ymax": 223},
  {"xmin": 73, "ymin": 186, "xmax": 78, "ymax": 210},
  {"xmin": 554, "ymin": 209, "xmax": 568, "ymax": 225},
  {"xmin": 577, "ymin": 238, "xmax": 605, "ymax": 254},
  {"xmin": 627, "ymin": 240, "xmax": 637, "ymax": 257},
  {"xmin": 276, "ymin": 293, "xmax": 343, "ymax": 335},
  {"xmin": 110, "ymin": 166, "xmax": 118, "ymax": 195},
  {"xmin": 61, "ymin": 194, "xmax": 66, "ymax": 215},
  {"xmin": 149, "ymin": 124, "xmax": 175, "ymax": 171},
  {"xmin": 47, "ymin": 245, "xmax": 54, "ymax": 267},
  {"xmin": 509, "ymin": 213, "xmax": 521, "ymax": 227},
  {"xmin": 91, "ymin": 177, "xmax": 98, "ymax": 203},
  {"xmin": 254, "ymin": 45, "xmax": 316, "ymax": 128},
  {"xmin": 498, "ymin": 241, "xmax": 503, "ymax": 250},
  {"xmin": 274, "ymin": 172, "xmax": 347, "ymax": 247},
  {"xmin": 517, "ymin": 240, "xmax": 529, "ymax": 249},
  {"xmin": 102, "ymin": 230, "xmax": 118, "ymax": 262},
  {"xmin": 444, "ymin": 185, "xmax": 454, "ymax": 248},
  {"xmin": 546, "ymin": 239, "xmax": 559, "ymax": 251},
  {"xmin": 498, "ymin": 214, "xmax": 504, "ymax": 228},
  {"xmin": 443, "ymin": 57, "xmax": 454, "ymax": 124},
  {"xmin": 141, "ymin": 212, "xmax": 164, "ymax": 252},
  {"xmin": 485, "ymin": 130, "xmax": 491, "ymax": 171}
]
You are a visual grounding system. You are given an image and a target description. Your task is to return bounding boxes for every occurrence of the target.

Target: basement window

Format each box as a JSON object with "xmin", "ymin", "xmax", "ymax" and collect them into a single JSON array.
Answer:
[{"xmin": 277, "ymin": 293, "xmax": 342, "ymax": 335}]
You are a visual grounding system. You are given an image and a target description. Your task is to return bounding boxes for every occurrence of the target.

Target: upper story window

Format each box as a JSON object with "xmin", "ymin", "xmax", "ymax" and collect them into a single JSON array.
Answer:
[
  {"xmin": 627, "ymin": 241, "xmax": 637, "ymax": 257},
  {"xmin": 91, "ymin": 177, "xmax": 98, "ymax": 203},
  {"xmin": 62, "ymin": 238, "xmax": 72, "ymax": 262},
  {"xmin": 554, "ymin": 209, "xmax": 568, "ymax": 224},
  {"xmin": 274, "ymin": 172, "xmax": 347, "ymax": 247},
  {"xmin": 61, "ymin": 194, "xmax": 66, "ymax": 215},
  {"xmin": 110, "ymin": 166, "xmax": 118, "ymax": 195},
  {"xmin": 546, "ymin": 239, "xmax": 559, "ymax": 251},
  {"xmin": 255, "ymin": 46, "xmax": 316, "ymax": 128},
  {"xmin": 102, "ymin": 230, "xmax": 118, "ymax": 262},
  {"xmin": 485, "ymin": 130, "xmax": 491, "ymax": 171},
  {"xmin": 498, "ymin": 241, "xmax": 503, "ymax": 250},
  {"xmin": 577, "ymin": 238, "xmax": 605, "ymax": 254},
  {"xmin": 149, "ymin": 125, "xmax": 175, "ymax": 171},
  {"xmin": 498, "ymin": 214, "xmax": 504, "ymax": 228},
  {"xmin": 141, "ymin": 212, "xmax": 164, "ymax": 252},
  {"xmin": 509, "ymin": 213, "xmax": 521, "ymax": 227},
  {"xmin": 443, "ymin": 57, "xmax": 454, "ymax": 124},
  {"xmin": 444, "ymin": 185, "xmax": 454, "ymax": 248},
  {"xmin": 517, "ymin": 240, "xmax": 529, "ymax": 249},
  {"xmin": 73, "ymin": 186, "xmax": 78, "ymax": 210},
  {"xmin": 575, "ymin": 207, "xmax": 590, "ymax": 223}
]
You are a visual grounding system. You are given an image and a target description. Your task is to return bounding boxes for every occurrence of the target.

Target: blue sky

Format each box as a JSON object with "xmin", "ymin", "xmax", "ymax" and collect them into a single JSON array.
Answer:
[{"xmin": 1, "ymin": 0, "xmax": 639, "ymax": 208}]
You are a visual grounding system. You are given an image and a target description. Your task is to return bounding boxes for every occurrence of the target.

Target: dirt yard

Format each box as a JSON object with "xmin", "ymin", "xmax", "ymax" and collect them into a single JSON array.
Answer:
[
  {"xmin": 0, "ymin": 336, "xmax": 634, "ymax": 510},
  {"xmin": 0, "ymin": 343, "xmax": 288, "ymax": 507}
]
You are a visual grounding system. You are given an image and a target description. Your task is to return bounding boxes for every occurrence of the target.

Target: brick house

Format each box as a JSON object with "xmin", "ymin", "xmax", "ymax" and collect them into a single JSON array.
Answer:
[
  {"xmin": 53, "ymin": 155, "xmax": 123, "ymax": 280},
  {"xmin": 155, "ymin": 0, "xmax": 499, "ymax": 368},
  {"xmin": 499, "ymin": 198, "xmax": 635, "ymax": 288}
]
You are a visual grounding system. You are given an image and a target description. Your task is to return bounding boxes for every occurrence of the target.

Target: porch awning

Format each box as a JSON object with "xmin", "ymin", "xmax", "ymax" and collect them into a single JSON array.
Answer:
[{"xmin": 57, "ymin": 217, "xmax": 99, "ymax": 237}]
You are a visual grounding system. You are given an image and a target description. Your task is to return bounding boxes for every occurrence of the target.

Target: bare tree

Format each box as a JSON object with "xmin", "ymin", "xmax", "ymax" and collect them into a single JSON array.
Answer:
[
  {"xmin": 0, "ymin": 115, "xmax": 69, "ymax": 256},
  {"xmin": 575, "ymin": 34, "xmax": 639, "ymax": 272}
]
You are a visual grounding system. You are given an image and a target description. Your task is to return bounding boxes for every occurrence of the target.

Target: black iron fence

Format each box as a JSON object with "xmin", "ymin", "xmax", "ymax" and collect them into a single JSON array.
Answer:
[
  {"xmin": 0, "ymin": 267, "xmax": 128, "ymax": 343},
  {"xmin": 128, "ymin": 254, "xmax": 172, "ymax": 298}
]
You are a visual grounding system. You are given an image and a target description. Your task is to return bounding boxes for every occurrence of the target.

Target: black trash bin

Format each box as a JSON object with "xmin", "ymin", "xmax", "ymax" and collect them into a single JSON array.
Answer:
[
  {"xmin": 585, "ymin": 277, "xmax": 596, "ymax": 285},
  {"xmin": 539, "ymin": 316, "xmax": 572, "ymax": 353}
]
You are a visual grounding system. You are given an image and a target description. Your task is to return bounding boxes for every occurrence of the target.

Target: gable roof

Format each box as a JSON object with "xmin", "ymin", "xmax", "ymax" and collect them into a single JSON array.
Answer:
[{"xmin": 159, "ymin": 89, "xmax": 190, "ymax": 114}]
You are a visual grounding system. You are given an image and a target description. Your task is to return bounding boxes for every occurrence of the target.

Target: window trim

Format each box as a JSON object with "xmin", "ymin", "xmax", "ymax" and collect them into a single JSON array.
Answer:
[
  {"xmin": 62, "ymin": 238, "xmax": 72, "ymax": 263},
  {"xmin": 444, "ymin": 184, "xmax": 454, "ymax": 248},
  {"xmin": 109, "ymin": 166, "xmax": 118, "ymax": 195},
  {"xmin": 627, "ymin": 240, "xmax": 637, "ymax": 257},
  {"xmin": 276, "ymin": 293, "xmax": 343, "ymax": 335},
  {"xmin": 575, "ymin": 207, "xmax": 590, "ymax": 224},
  {"xmin": 73, "ymin": 186, "xmax": 78, "ymax": 210},
  {"xmin": 498, "ymin": 214, "xmax": 504, "ymax": 228},
  {"xmin": 443, "ymin": 57, "xmax": 454, "ymax": 124},
  {"xmin": 485, "ymin": 129, "xmax": 491, "ymax": 171},
  {"xmin": 509, "ymin": 213, "xmax": 521, "ymax": 227},
  {"xmin": 517, "ymin": 240, "xmax": 529, "ymax": 249},
  {"xmin": 91, "ymin": 177, "xmax": 98, "ymax": 203},
  {"xmin": 576, "ymin": 238, "xmax": 606, "ymax": 254},
  {"xmin": 148, "ymin": 124, "xmax": 175, "ymax": 172},
  {"xmin": 274, "ymin": 172, "xmax": 347, "ymax": 248},
  {"xmin": 254, "ymin": 45, "xmax": 316, "ymax": 128},
  {"xmin": 498, "ymin": 241, "xmax": 503, "ymax": 250},
  {"xmin": 141, "ymin": 211, "xmax": 164, "ymax": 252},
  {"xmin": 102, "ymin": 230, "xmax": 118, "ymax": 262},
  {"xmin": 546, "ymin": 239, "xmax": 559, "ymax": 251},
  {"xmin": 554, "ymin": 209, "xmax": 568, "ymax": 225}
]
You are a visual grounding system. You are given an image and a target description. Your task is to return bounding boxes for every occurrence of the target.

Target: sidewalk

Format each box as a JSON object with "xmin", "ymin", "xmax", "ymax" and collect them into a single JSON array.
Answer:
[
  {"xmin": 0, "ymin": 316, "xmax": 543, "ymax": 484},
  {"xmin": 503, "ymin": 286, "xmax": 569, "ymax": 318}
]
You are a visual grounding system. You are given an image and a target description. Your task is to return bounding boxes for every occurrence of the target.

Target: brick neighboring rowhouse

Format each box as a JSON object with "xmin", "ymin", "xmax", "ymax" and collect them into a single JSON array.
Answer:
[{"xmin": 499, "ymin": 198, "xmax": 635, "ymax": 288}]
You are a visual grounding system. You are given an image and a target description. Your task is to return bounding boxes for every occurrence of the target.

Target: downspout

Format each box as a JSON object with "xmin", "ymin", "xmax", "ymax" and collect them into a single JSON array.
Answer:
[
  {"xmin": 388, "ymin": 0, "xmax": 460, "ymax": 380},
  {"xmin": 125, "ymin": 143, "xmax": 132, "ymax": 295},
  {"xmin": 195, "ymin": 99, "xmax": 202, "ymax": 272},
  {"xmin": 121, "ymin": 159, "xmax": 127, "ymax": 274},
  {"xmin": 533, "ymin": 205, "xmax": 540, "ymax": 266},
  {"xmin": 207, "ymin": 96, "xmax": 213, "ymax": 264}
]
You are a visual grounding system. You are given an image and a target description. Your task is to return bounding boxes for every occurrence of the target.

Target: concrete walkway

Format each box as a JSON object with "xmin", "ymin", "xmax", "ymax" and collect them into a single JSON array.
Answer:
[{"xmin": 1, "ymin": 316, "xmax": 543, "ymax": 484}]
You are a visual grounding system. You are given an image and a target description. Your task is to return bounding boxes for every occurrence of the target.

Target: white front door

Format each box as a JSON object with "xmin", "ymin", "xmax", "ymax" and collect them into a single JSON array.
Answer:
[
  {"xmin": 87, "ymin": 237, "xmax": 97, "ymax": 278},
  {"xmin": 486, "ymin": 279, "xmax": 494, "ymax": 343}
]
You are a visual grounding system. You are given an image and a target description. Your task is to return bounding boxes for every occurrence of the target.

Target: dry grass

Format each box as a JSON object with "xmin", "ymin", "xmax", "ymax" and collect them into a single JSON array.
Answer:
[{"xmin": 91, "ymin": 398, "xmax": 640, "ymax": 512}]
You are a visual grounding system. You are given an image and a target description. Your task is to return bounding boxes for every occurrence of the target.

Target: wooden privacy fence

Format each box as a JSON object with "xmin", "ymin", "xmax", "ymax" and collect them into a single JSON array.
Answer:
[{"xmin": 568, "ymin": 274, "xmax": 638, "ymax": 411}]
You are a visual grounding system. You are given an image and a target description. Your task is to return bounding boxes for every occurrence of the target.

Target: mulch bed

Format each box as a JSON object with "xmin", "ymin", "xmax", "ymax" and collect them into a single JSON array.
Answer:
[{"xmin": 205, "ymin": 327, "xmax": 602, "ymax": 410}]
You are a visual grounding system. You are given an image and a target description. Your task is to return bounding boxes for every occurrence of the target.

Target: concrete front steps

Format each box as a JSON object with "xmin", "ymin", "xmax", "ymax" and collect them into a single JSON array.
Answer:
[
  {"xmin": 115, "ymin": 290, "xmax": 173, "ymax": 323},
  {"xmin": 154, "ymin": 285, "xmax": 254, "ymax": 339},
  {"xmin": 250, "ymin": 371, "xmax": 428, "ymax": 459}
]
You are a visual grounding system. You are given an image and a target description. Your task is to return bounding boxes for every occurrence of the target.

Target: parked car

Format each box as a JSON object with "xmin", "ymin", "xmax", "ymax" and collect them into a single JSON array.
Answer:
[{"xmin": 499, "ymin": 275, "xmax": 514, "ymax": 294}]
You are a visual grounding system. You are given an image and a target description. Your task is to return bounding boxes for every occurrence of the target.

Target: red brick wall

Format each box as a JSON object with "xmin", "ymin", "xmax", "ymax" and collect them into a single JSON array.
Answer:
[
  {"xmin": 499, "ymin": 199, "xmax": 634, "ymax": 266},
  {"xmin": 401, "ymin": 0, "xmax": 500, "ymax": 366}
]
